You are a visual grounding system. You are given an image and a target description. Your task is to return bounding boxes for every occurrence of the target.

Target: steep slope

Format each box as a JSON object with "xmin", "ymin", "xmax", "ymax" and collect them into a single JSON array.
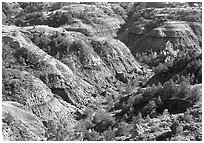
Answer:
[
  {"xmin": 2, "ymin": 23, "xmax": 143, "ymax": 140},
  {"xmin": 4, "ymin": 2, "xmax": 134, "ymax": 38},
  {"xmin": 118, "ymin": 4, "xmax": 202, "ymax": 55},
  {"xmin": 2, "ymin": 26, "xmax": 96, "ymax": 107},
  {"xmin": 2, "ymin": 2, "xmax": 202, "ymax": 141},
  {"xmin": 2, "ymin": 68, "xmax": 79, "ymax": 140},
  {"xmin": 145, "ymin": 52, "xmax": 202, "ymax": 86},
  {"xmin": 18, "ymin": 25, "xmax": 142, "ymax": 89},
  {"xmin": 2, "ymin": 101, "xmax": 46, "ymax": 141},
  {"xmin": 130, "ymin": 21, "xmax": 201, "ymax": 54},
  {"xmin": 60, "ymin": 4, "xmax": 125, "ymax": 37}
]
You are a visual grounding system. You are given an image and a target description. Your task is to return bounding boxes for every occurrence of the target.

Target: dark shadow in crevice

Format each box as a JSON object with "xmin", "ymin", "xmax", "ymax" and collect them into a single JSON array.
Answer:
[
  {"xmin": 51, "ymin": 88, "xmax": 74, "ymax": 105},
  {"xmin": 156, "ymin": 99, "xmax": 192, "ymax": 114}
]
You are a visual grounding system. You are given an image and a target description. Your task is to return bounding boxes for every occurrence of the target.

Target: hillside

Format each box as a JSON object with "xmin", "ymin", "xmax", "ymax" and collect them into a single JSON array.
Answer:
[
  {"xmin": 118, "ymin": 2, "xmax": 202, "ymax": 54},
  {"xmin": 2, "ymin": 2, "xmax": 202, "ymax": 141}
]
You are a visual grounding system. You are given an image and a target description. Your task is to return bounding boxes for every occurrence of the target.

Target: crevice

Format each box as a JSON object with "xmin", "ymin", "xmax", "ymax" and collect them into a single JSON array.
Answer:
[
  {"xmin": 156, "ymin": 99, "xmax": 192, "ymax": 114},
  {"xmin": 51, "ymin": 88, "xmax": 75, "ymax": 105}
]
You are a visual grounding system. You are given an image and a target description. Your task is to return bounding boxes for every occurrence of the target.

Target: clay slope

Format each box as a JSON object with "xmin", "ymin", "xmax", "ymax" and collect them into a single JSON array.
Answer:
[
  {"xmin": 2, "ymin": 2, "xmax": 202, "ymax": 141},
  {"xmin": 2, "ymin": 101, "xmax": 46, "ymax": 141},
  {"xmin": 60, "ymin": 4, "xmax": 125, "ymax": 37},
  {"xmin": 2, "ymin": 24, "xmax": 142, "ymax": 140},
  {"xmin": 2, "ymin": 3, "xmax": 144, "ymax": 140},
  {"xmin": 18, "ymin": 25, "xmax": 142, "ymax": 88},
  {"xmin": 130, "ymin": 21, "xmax": 202, "ymax": 54},
  {"xmin": 2, "ymin": 26, "xmax": 96, "ymax": 107},
  {"xmin": 2, "ymin": 68, "xmax": 79, "ymax": 141},
  {"xmin": 145, "ymin": 52, "xmax": 202, "ymax": 86},
  {"xmin": 118, "ymin": 4, "xmax": 202, "ymax": 55},
  {"xmin": 3, "ymin": 2, "xmax": 134, "ymax": 38},
  {"xmin": 2, "ymin": 26, "xmax": 94, "ymax": 140}
]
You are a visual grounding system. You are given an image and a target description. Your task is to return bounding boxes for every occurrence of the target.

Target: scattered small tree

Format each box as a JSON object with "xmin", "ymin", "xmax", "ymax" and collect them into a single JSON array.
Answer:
[{"xmin": 170, "ymin": 120, "xmax": 183, "ymax": 135}]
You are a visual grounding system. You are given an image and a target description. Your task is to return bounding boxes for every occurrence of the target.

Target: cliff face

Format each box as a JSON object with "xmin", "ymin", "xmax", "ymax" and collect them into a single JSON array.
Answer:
[
  {"xmin": 119, "ymin": 20, "xmax": 201, "ymax": 55},
  {"xmin": 118, "ymin": 5, "xmax": 202, "ymax": 55},
  {"xmin": 130, "ymin": 21, "xmax": 202, "ymax": 54}
]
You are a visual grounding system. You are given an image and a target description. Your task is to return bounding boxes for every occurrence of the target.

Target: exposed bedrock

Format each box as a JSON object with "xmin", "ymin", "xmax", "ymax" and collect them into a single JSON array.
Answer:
[{"xmin": 118, "ymin": 21, "xmax": 202, "ymax": 55}]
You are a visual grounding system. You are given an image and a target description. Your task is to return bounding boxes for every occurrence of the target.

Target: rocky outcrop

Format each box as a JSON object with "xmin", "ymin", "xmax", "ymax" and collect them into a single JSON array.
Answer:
[
  {"xmin": 2, "ymin": 101, "xmax": 46, "ymax": 141},
  {"xmin": 10, "ymin": 25, "xmax": 142, "ymax": 89},
  {"xmin": 8, "ymin": 3, "xmax": 128, "ymax": 38},
  {"xmin": 2, "ymin": 67, "xmax": 80, "ymax": 140},
  {"xmin": 119, "ymin": 21, "xmax": 202, "ymax": 55},
  {"xmin": 58, "ymin": 3, "xmax": 126, "ymax": 37},
  {"xmin": 118, "ymin": 3, "xmax": 202, "ymax": 56},
  {"xmin": 2, "ymin": 2, "xmax": 202, "ymax": 141},
  {"xmin": 2, "ymin": 26, "xmax": 96, "ymax": 107},
  {"xmin": 2, "ymin": 2, "xmax": 23, "ymax": 18},
  {"xmin": 2, "ymin": 22, "xmax": 143, "ymax": 140},
  {"xmin": 145, "ymin": 52, "xmax": 202, "ymax": 86},
  {"xmin": 2, "ymin": 26, "xmax": 98, "ymax": 140}
]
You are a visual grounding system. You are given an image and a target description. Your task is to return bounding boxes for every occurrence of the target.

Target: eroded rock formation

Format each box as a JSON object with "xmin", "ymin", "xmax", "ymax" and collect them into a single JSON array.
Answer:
[{"xmin": 2, "ymin": 2, "xmax": 202, "ymax": 141}]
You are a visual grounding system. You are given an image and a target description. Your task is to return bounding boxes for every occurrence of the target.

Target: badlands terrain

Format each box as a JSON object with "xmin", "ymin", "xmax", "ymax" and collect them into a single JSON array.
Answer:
[{"xmin": 2, "ymin": 2, "xmax": 202, "ymax": 141}]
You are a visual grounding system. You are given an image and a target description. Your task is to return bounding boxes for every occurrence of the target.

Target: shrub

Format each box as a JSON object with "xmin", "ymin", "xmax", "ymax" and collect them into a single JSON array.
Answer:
[
  {"xmin": 141, "ymin": 100, "xmax": 156, "ymax": 116},
  {"xmin": 183, "ymin": 109, "xmax": 193, "ymax": 123},
  {"xmin": 150, "ymin": 124, "xmax": 162, "ymax": 132},
  {"xmin": 170, "ymin": 120, "xmax": 183, "ymax": 135},
  {"xmin": 116, "ymin": 122, "xmax": 131, "ymax": 136},
  {"xmin": 22, "ymin": 12, "xmax": 45, "ymax": 26},
  {"xmin": 153, "ymin": 63, "xmax": 168, "ymax": 74},
  {"xmin": 162, "ymin": 79, "xmax": 177, "ymax": 99},
  {"xmin": 3, "ymin": 112, "xmax": 14, "ymax": 125},
  {"xmin": 132, "ymin": 112, "xmax": 143, "ymax": 125},
  {"xmin": 48, "ymin": 2, "xmax": 65, "ymax": 11},
  {"xmin": 2, "ymin": 43, "xmax": 17, "ymax": 68},
  {"xmin": 176, "ymin": 79, "xmax": 190, "ymax": 99},
  {"xmin": 111, "ymin": 5, "xmax": 127, "ymax": 19},
  {"xmin": 2, "ymin": 2, "xmax": 13, "ymax": 16},
  {"xmin": 18, "ymin": 2, "xmax": 48, "ymax": 13},
  {"xmin": 92, "ymin": 109, "xmax": 115, "ymax": 132},
  {"xmin": 46, "ymin": 118, "xmax": 74, "ymax": 141},
  {"xmin": 46, "ymin": 11, "xmax": 74, "ymax": 27},
  {"xmin": 187, "ymin": 85, "xmax": 201, "ymax": 104},
  {"xmin": 150, "ymin": 83, "xmax": 158, "ymax": 97},
  {"xmin": 83, "ymin": 129, "xmax": 100, "ymax": 141},
  {"xmin": 101, "ymin": 127, "xmax": 116, "ymax": 141},
  {"xmin": 83, "ymin": 107, "xmax": 94, "ymax": 119},
  {"xmin": 145, "ymin": 114, "xmax": 151, "ymax": 122}
]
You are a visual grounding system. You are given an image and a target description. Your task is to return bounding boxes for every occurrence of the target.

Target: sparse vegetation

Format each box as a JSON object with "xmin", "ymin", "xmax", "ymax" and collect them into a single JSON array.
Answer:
[{"xmin": 2, "ymin": 2, "xmax": 202, "ymax": 141}]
